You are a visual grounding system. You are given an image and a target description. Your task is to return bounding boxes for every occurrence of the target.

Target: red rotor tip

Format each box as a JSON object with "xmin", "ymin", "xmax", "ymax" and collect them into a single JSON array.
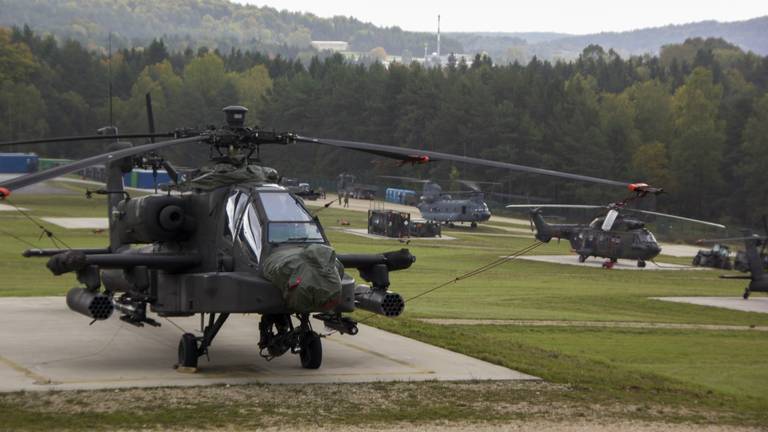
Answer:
[
  {"xmin": 0, "ymin": 187, "xmax": 10, "ymax": 199},
  {"xmin": 628, "ymin": 182, "xmax": 649, "ymax": 191}
]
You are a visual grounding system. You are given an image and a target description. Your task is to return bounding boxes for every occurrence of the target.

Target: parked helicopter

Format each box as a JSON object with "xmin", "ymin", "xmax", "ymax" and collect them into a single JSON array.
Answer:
[
  {"xmin": 381, "ymin": 176, "xmax": 494, "ymax": 228},
  {"xmin": 507, "ymin": 191, "xmax": 725, "ymax": 268},
  {"xmin": 0, "ymin": 103, "xmax": 657, "ymax": 370},
  {"xmin": 715, "ymin": 234, "xmax": 768, "ymax": 299}
]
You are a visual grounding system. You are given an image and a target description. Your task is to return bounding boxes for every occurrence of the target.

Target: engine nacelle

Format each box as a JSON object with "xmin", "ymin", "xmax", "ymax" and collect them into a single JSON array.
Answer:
[{"xmin": 115, "ymin": 195, "xmax": 193, "ymax": 244}]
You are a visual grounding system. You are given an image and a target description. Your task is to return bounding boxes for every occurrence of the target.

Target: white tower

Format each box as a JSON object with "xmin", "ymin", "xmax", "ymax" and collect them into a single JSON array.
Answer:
[{"xmin": 437, "ymin": 14, "xmax": 441, "ymax": 58}]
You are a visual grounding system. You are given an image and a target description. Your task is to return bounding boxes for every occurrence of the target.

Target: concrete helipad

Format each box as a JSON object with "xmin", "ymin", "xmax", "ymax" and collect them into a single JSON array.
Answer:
[
  {"xmin": 654, "ymin": 297, "xmax": 768, "ymax": 314},
  {"xmin": 0, "ymin": 297, "xmax": 537, "ymax": 392},
  {"xmin": 40, "ymin": 217, "xmax": 109, "ymax": 229},
  {"xmin": 514, "ymin": 255, "xmax": 706, "ymax": 270}
]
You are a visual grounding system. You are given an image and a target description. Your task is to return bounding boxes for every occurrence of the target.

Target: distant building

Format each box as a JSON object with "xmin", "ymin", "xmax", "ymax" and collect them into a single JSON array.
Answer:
[{"xmin": 311, "ymin": 41, "xmax": 349, "ymax": 52}]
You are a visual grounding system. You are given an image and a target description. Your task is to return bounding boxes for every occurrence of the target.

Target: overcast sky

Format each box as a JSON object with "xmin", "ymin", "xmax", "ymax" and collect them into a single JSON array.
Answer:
[{"xmin": 232, "ymin": 0, "xmax": 766, "ymax": 35}]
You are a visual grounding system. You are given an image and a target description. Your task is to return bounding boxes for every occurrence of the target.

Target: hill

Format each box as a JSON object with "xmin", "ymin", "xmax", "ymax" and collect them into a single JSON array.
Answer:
[
  {"xmin": 0, "ymin": 1, "xmax": 765, "ymax": 63},
  {"xmin": 449, "ymin": 17, "xmax": 768, "ymax": 62},
  {"xmin": 0, "ymin": 0, "xmax": 462, "ymax": 56}
]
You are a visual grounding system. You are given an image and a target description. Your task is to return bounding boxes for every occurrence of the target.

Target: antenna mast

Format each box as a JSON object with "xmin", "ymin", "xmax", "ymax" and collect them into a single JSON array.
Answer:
[
  {"xmin": 108, "ymin": 33, "xmax": 113, "ymax": 128},
  {"xmin": 437, "ymin": 14, "xmax": 441, "ymax": 59}
]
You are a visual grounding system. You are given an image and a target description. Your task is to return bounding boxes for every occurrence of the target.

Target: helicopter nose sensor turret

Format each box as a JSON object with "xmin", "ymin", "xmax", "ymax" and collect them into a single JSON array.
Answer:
[{"xmin": 223, "ymin": 105, "xmax": 248, "ymax": 129}]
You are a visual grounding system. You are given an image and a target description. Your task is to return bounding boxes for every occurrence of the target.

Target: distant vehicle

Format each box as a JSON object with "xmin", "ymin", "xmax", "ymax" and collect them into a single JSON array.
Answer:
[
  {"xmin": 692, "ymin": 244, "xmax": 732, "ymax": 270},
  {"xmin": 734, "ymin": 250, "xmax": 768, "ymax": 273},
  {"xmin": 280, "ymin": 177, "xmax": 320, "ymax": 200},
  {"xmin": 367, "ymin": 210, "xmax": 441, "ymax": 238},
  {"xmin": 409, "ymin": 218, "xmax": 441, "ymax": 238},
  {"xmin": 338, "ymin": 173, "xmax": 377, "ymax": 199}
]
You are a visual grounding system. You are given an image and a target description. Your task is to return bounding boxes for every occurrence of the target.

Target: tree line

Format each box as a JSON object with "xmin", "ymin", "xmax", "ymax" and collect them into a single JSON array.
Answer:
[{"xmin": 1, "ymin": 26, "xmax": 767, "ymax": 226}]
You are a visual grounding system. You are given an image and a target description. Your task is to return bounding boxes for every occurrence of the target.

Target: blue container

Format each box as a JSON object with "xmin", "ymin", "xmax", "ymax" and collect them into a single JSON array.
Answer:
[
  {"xmin": 123, "ymin": 169, "xmax": 172, "ymax": 190},
  {"xmin": 385, "ymin": 188, "xmax": 416, "ymax": 204},
  {"xmin": 0, "ymin": 153, "xmax": 38, "ymax": 173}
]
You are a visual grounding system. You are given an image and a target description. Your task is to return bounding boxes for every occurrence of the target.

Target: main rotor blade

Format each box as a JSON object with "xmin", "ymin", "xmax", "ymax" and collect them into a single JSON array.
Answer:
[
  {"xmin": 698, "ymin": 235, "xmax": 767, "ymax": 243},
  {"xmin": 621, "ymin": 208, "xmax": 726, "ymax": 229},
  {"xmin": 0, "ymin": 136, "xmax": 204, "ymax": 194},
  {"xmin": 491, "ymin": 192, "xmax": 553, "ymax": 202},
  {"xmin": 505, "ymin": 204, "xmax": 605, "ymax": 209},
  {"xmin": 0, "ymin": 133, "xmax": 175, "ymax": 148},
  {"xmin": 298, "ymin": 136, "xmax": 630, "ymax": 188}
]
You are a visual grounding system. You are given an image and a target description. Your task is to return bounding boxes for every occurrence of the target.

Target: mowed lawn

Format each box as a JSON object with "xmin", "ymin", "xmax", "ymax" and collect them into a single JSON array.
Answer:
[{"xmin": 1, "ymin": 188, "xmax": 766, "ymax": 423}]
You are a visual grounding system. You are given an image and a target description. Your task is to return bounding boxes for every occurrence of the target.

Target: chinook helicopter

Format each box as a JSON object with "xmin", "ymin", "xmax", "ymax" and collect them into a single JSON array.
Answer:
[
  {"xmin": 380, "ymin": 176, "xmax": 494, "ymax": 228},
  {"xmin": 0, "ymin": 103, "xmax": 657, "ymax": 371},
  {"xmin": 507, "ymin": 188, "xmax": 725, "ymax": 268}
]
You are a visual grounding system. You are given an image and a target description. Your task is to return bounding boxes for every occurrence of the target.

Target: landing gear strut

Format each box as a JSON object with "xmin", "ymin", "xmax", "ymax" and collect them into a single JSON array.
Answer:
[
  {"xmin": 258, "ymin": 313, "xmax": 323, "ymax": 369},
  {"xmin": 176, "ymin": 312, "xmax": 230, "ymax": 370}
]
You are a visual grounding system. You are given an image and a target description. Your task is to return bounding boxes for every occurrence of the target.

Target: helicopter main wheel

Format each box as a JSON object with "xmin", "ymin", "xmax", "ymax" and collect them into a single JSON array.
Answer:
[
  {"xmin": 178, "ymin": 333, "xmax": 199, "ymax": 369},
  {"xmin": 299, "ymin": 331, "xmax": 322, "ymax": 369},
  {"xmin": 470, "ymin": 222, "xmax": 478, "ymax": 229},
  {"xmin": 578, "ymin": 255, "xmax": 587, "ymax": 263},
  {"xmin": 637, "ymin": 260, "xmax": 646, "ymax": 268},
  {"xmin": 743, "ymin": 288, "xmax": 751, "ymax": 300}
]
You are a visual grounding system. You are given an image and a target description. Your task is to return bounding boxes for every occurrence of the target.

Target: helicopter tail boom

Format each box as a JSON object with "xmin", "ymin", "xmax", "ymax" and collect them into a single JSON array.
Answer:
[{"xmin": 529, "ymin": 209, "xmax": 578, "ymax": 243}]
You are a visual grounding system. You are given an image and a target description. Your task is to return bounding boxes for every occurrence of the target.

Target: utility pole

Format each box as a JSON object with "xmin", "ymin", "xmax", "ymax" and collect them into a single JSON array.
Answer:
[{"xmin": 437, "ymin": 14, "xmax": 441, "ymax": 59}]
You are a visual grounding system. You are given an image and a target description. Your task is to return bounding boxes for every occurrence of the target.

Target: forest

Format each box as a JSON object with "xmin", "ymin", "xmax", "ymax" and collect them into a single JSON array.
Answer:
[
  {"xmin": 0, "ymin": 0, "xmax": 463, "ymax": 58},
  {"xmin": 1, "ymin": 25, "xmax": 767, "ymax": 226}
]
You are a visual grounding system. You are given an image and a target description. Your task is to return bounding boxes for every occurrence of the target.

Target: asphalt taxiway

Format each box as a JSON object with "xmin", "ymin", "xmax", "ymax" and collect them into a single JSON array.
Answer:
[
  {"xmin": 0, "ymin": 297, "xmax": 538, "ymax": 392},
  {"xmin": 654, "ymin": 296, "xmax": 768, "ymax": 314}
]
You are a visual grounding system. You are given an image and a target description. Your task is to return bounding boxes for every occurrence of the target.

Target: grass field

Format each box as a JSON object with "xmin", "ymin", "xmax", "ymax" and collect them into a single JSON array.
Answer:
[{"xmin": 0, "ymin": 186, "xmax": 766, "ymax": 429}]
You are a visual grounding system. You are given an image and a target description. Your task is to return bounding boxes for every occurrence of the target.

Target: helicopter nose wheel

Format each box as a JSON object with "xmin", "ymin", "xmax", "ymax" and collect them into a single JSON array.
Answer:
[
  {"xmin": 299, "ymin": 331, "xmax": 323, "ymax": 369},
  {"xmin": 637, "ymin": 260, "xmax": 646, "ymax": 268},
  {"xmin": 178, "ymin": 333, "xmax": 199, "ymax": 370}
]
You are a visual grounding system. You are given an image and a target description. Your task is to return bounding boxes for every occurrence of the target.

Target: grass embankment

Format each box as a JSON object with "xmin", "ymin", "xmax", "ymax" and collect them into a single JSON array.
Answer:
[{"xmin": 0, "ymin": 189, "xmax": 765, "ymax": 429}]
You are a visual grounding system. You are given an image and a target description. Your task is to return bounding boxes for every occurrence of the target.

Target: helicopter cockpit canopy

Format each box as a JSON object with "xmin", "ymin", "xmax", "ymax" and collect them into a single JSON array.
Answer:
[
  {"xmin": 260, "ymin": 192, "xmax": 325, "ymax": 244},
  {"xmin": 226, "ymin": 189, "xmax": 326, "ymax": 261},
  {"xmin": 635, "ymin": 229, "xmax": 657, "ymax": 244}
]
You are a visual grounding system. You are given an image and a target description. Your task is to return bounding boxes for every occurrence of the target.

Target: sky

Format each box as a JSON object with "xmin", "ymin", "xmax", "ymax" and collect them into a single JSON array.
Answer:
[{"xmin": 232, "ymin": 0, "xmax": 767, "ymax": 35}]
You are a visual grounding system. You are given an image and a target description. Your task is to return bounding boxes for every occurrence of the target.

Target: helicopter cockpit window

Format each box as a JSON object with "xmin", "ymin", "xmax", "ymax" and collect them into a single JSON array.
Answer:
[
  {"xmin": 635, "ymin": 230, "xmax": 657, "ymax": 244},
  {"xmin": 225, "ymin": 190, "xmax": 249, "ymax": 239},
  {"xmin": 259, "ymin": 192, "xmax": 324, "ymax": 243},
  {"xmin": 242, "ymin": 203, "xmax": 263, "ymax": 259}
]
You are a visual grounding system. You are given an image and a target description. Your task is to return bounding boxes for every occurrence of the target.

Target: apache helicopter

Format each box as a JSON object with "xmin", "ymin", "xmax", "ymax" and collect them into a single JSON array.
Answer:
[
  {"xmin": 0, "ymin": 103, "xmax": 658, "ymax": 371},
  {"xmin": 507, "ymin": 188, "xmax": 725, "ymax": 268},
  {"xmin": 714, "ymin": 234, "xmax": 768, "ymax": 299},
  {"xmin": 380, "ymin": 176, "xmax": 495, "ymax": 228}
]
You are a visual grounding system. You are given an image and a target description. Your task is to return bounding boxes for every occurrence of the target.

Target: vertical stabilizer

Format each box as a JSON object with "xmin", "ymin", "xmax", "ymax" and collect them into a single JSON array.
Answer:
[{"xmin": 530, "ymin": 209, "xmax": 553, "ymax": 242}]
